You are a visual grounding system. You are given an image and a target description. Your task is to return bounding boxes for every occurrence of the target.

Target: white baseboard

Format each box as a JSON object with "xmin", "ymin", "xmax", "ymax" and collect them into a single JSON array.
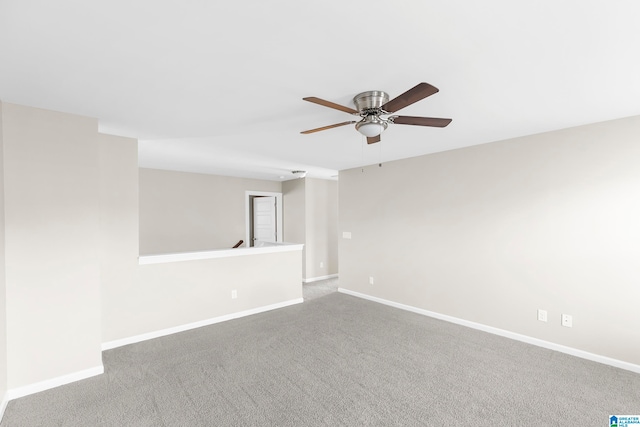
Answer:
[
  {"xmin": 102, "ymin": 297, "xmax": 304, "ymax": 351},
  {"xmin": 5, "ymin": 365, "xmax": 104, "ymax": 402},
  {"xmin": 0, "ymin": 393, "xmax": 8, "ymax": 423},
  {"xmin": 303, "ymin": 274, "xmax": 338, "ymax": 284},
  {"xmin": 338, "ymin": 288, "xmax": 640, "ymax": 375}
]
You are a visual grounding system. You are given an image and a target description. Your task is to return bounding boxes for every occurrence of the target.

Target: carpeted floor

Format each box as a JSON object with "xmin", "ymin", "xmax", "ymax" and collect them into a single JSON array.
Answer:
[
  {"xmin": 2, "ymin": 291, "xmax": 639, "ymax": 426},
  {"xmin": 302, "ymin": 277, "xmax": 339, "ymax": 301}
]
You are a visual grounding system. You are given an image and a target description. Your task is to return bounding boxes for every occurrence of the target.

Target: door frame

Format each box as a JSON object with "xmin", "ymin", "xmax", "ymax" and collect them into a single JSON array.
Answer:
[{"xmin": 245, "ymin": 190, "xmax": 283, "ymax": 247}]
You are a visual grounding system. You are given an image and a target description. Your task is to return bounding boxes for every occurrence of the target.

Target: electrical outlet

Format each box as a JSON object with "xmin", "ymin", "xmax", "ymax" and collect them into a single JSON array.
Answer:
[
  {"xmin": 231, "ymin": 290, "xmax": 238, "ymax": 299},
  {"xmin": 537, "ymin": 309, "xmax": 548, "ymax": 322},
  {"xmin": 561, "ymin": 314, "xmax": 572, "ymax": 328},
  {"xmin": 320, "ymin": 261, "xmax": 324, "ymax": 268},
  {"xmin": 369, "ymin": 276, "xmax": 374, "ymax": 285},
  {"xmin": 342, "ymin": 231, "xmax": 352, "ymax": 239}
]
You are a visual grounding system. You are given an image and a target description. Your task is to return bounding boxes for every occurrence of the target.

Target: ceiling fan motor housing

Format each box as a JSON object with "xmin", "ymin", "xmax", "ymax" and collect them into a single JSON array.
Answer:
[
  {"xmin": 353, "ymin": 91, "xmax": 390, "ymax": 137},
  {"xmin": 353, "ymin": 91, "xmax": 390, "ymax": 115}
]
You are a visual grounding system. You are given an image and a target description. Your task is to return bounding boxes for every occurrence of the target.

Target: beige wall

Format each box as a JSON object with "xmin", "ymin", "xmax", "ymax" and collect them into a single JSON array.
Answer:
[
  {"xmin": 139, "ymin": 168, "xmax": 281, "ymax": 254},
  {"xmin": 305, "ymin": 178, "xmax": 338, "ymax": 278},
  {"xmin": 98, "ymin": 133, "xmax": 139, "ymax": 344},
  {"xmin": 0, "ymin": 102, "xmax": 7, "ymax": 401},
  {"xmin": 114, "ymin": 252, "xmax": 302, "ymax": 341},
  {"xmin": 101, "ymin": 137, "xmax": 302, "ymax": 347},
  {"xmin": 339, "ymin": 115, "xmax": 640, "ymax": 366},
  {"xmin": 3, "ymin": 104, "xmax": 102, "ymax": 389},
  {"xmin": 283, "ymin": 179, "xmax": 306, "ymax": 277},
  {"xmin": 283, "ymin": 178, "xmax": 339, "ymax": 281}
]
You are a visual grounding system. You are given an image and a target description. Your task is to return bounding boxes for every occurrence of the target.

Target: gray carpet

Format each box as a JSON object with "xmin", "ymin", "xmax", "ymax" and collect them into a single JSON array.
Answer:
[
  {"xmin": 302, "ymin": 277, "xmax": 339, "ymax": 301},
  {"xmin": 2, "ymin": 292, "xmax": 639, "ymax": 426}
]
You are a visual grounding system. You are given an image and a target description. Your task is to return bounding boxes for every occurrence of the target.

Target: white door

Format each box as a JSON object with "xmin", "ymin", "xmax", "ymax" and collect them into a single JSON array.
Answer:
[{"xmin": 252, "ymin": 196, "xmax": 277, "ymax": 246}]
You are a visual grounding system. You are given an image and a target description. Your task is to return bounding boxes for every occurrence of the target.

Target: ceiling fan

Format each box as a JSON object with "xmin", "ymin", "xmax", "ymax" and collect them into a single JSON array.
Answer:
[{"xmin": 301, "ymin": 82, "xmax": 452, "ymax": 144}]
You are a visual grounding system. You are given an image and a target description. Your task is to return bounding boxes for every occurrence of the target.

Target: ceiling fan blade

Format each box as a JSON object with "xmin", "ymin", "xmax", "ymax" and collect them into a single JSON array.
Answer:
[
  {"xmin": 303, "ymin": 97, "xmax": 358, "ymax": 114},
  {"xmin": 393, "ymin": 116, "xmax": 452, "ymax": 127},
  {"xmin": 300, "ymin": 121, "xmax": 356, "ymax": 134},
  {"xmin": 381, "ymin": 83, "xmax": 439, "ymax": 113},
  {"xmin": 366, "ymin": 135, "xmax": 381, "ymax": 144}
]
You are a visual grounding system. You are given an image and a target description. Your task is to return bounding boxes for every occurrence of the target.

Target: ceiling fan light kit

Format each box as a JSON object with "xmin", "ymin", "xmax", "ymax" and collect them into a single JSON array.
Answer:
[
  {"xmin": 353, "ymin": 91, "xmax": 389, "ymax": 137},
  {"xmin": 301, "ymin": 82, "xmax": 452, "ymax": 144},
  {"xmin": 355, "ymin": 115, "xmax": 388, "ymax": 137}
]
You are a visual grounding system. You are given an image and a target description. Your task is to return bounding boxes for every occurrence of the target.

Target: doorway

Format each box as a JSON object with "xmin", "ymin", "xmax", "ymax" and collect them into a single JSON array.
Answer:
[{"xmin": 245, "ymin": 191, "xmax": 283, "ymax": 247}]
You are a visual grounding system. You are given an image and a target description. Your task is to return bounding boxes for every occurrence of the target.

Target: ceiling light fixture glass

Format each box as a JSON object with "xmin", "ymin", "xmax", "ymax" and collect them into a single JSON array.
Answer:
[{"xmin": 355, "ymin": 116, "xmax": 388, "ymax": 137}]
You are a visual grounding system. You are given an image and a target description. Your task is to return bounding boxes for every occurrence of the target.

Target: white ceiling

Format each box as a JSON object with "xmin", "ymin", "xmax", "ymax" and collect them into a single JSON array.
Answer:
[{"xmin": 1, "ymin": 0, "xmax": 639, "ymax": 181}]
